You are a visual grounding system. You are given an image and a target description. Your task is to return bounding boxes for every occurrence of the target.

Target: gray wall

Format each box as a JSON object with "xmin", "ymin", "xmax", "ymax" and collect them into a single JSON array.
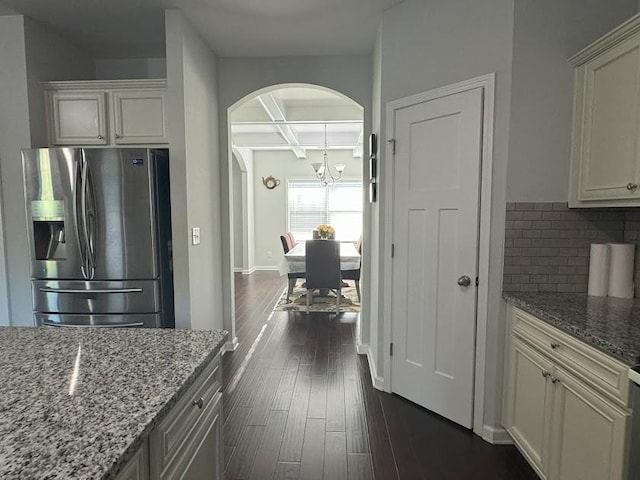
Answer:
[
  {"xmin": 376, "ymin": 0, "xmax": 515, "ymax": 431},
  {"xmin": 506, "ymin": 0, "xmax": 638, "ymax": 202},
  {"xmin": 165, "ymin": 10, "xmax": 224, "ymax": 331},
  {"xmin": 251, "ymin": 150, "xmax": 363, "ymax": 269},
  {"xmin": 0, "ymin": 15, "xmax": 94, "ymax": 326},
  {"xmin": 94, "ymin": 58, "xmax": 167, "ymax": 80},
  {"xmin": 218, "ymin": 54, "xmax": 372, "ymax": 347}
]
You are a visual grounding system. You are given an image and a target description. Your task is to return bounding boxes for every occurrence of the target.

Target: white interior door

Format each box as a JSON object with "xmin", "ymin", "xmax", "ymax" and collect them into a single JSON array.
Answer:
[{"xmin": 390, "ymin": 87, "xmax": 483, "ymax": 428}]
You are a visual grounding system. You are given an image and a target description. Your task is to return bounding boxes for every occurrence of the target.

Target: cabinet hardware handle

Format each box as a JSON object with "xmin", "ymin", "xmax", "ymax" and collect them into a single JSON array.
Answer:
[
  {"xmin": 541, "ymin": 371, "xmax": 550, "ymax": 378},
  {"xmin": 550, "ymin": 376, "xmax": 560, "ymax": 384},
  {"xmin": 192, "ymin": 397, "xmax": 204, "ymax": 409},
  {"xmin": 627, "ymin": 183, "xmax": 638, "ymax": 191},
  {"xmin": 115, "ymin": 133, "xmax": 121, "ymax": 138},
  {"xmin": 550, "ymin": 342, "xmax": 560, "ymax": 349},
  {"xmin": 97, "ymin": 134, "xmax": 104, "ymax": 140}
]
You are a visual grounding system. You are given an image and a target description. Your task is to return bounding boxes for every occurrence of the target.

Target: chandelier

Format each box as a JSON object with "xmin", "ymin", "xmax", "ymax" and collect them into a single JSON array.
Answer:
[{"xmin": 311, "ymin": 124, "xmax": 345, "ymax": 186}]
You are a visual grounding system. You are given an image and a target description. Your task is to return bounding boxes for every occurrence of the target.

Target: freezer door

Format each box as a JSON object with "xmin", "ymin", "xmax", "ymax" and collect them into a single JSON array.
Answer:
[
  {"xmin": 23, "ymin": 148, "xmax": 86, "ymax": 279},
  {"xmin": 33, "ymin": 279, "xmax": 160, "ymax": 314},
  {"xmin": 36, "ymin": 313, "xmax": 160, "ymax": 328},
  {"xmin": 83, "ymin": 148, "xmax": 158, "ymax": 280}
]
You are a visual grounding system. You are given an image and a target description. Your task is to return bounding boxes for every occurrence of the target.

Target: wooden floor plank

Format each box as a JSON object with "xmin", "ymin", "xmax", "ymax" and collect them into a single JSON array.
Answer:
[
  {"xmin": 224, "ymin": 406, "xmax": 252, "ymax": 446},
  {"xmin": 326, "ymin": 354, "xmax": 346, "ymax": 432},
  {"xmin": 343, "ymin": 344, "xmax": 369, "ymax": 454},
  {"xmin": 299, "ymin": 418, "xmax": 326, "ymax": 480},
  {"xmin": 248, "ymin": 368, "xmax": 284, "ymax": 426},
  {"xmin": 324, "ymin": 431, "xmax": 348, "ymax": 480},
  {"xmin": 225, "ymin": 425, "xmax": 266, "ymax": 480},
  {"xmin": 272, "ymin": 344, "xmax": 303, "ymax": 411},
  {"xmin": 347, "ymin": 454, "xmax": 373, "ymax": 480},
  {"xmin": 250, "ymin": 411, "xmax": 288, "ymax": 480},
  {"xmin": 273, "ymin": 462, "xmax": 300, "ymax": 480},
  {"xmin": 307, "ymin": 375, "xmax": 328, "ymax": 419},
  {"xmin": 279, "ymin": 364, "xmax": 312, "ymax": 462}
]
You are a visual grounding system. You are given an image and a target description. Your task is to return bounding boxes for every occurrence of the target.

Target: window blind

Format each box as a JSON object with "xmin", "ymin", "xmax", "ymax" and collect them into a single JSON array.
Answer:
[{"xmin": 287, "ymin": 180, "xmax": 363, "ymax": 241}]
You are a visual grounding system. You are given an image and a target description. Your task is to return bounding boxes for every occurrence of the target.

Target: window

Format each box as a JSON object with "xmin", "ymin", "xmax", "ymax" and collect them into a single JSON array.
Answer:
[{"xmin": 287, "ymin": 180, "xmax": 362, "ymax": 241}]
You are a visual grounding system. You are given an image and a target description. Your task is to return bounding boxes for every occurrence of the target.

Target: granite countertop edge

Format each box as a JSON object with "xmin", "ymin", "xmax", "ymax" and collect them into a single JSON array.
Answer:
[
  {"xmin": 103, "ymin": 330, "xmax": 228, "ymax": 480},
  {"xmin": 502, "ymin": 292, "xmax": 639, "ymax": 367}
]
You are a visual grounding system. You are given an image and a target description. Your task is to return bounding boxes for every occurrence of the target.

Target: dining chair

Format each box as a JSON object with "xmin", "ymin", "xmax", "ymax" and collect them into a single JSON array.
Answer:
[
  {"xmin": 305, "ymin": 239, "xmax": 342, "ymax": 313},
  {"xmin": 341, "ymin": 236, "xmax": 362, "ymax": 302},
  {"xmin": 280, "ymin": 234, "xmax": 305, "ymax": 302}
]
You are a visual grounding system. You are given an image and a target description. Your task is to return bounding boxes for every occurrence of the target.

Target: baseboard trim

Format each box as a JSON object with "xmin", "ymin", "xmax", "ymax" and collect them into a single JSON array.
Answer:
[
  {"xmin": 242, "ymin": 267, "xmax": 256, "ymax": 275},
  {"xmin": 361, "ymin": 346, "xmax": 384, "ymax": 390},
  {"xmin": 222, "ymin": 336, "xmax": 239, "ymax": 355},
  {"xmin": 234, "ymin": 267, "xmax": 243, "ymax": 273},
  {"xmin": 482, "ymin": 425, "xmax": 512, "ymax": 445},
  {"xmin": 253, "ymin": 266, "xmax": 279, "ymax": 271}
]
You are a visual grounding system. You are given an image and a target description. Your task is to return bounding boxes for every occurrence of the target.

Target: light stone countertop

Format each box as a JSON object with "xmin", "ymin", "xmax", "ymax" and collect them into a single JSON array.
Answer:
[
  {"xmin": 503, "ymin": 292, "xmax": 640, "ymax": 367},
  {"xmin": 0, "ymin": 326, "xmax": 227, "ymax": 479}
]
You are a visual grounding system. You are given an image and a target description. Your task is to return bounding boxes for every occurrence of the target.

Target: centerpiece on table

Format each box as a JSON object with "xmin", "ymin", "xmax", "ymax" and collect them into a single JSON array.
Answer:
[{"xmin": 316, "ymin": 224, "xmax": 335, "ymax": 239}]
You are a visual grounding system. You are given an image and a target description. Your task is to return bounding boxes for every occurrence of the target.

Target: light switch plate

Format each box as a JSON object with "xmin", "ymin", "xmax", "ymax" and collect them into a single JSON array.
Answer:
[{"xmin": 191, "ymin": 227, "xmax": 201, "ymax": 245}]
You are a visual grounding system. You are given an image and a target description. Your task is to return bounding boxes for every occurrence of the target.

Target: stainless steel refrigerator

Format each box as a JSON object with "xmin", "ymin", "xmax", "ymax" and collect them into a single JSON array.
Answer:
[{"xmin": 22, "ymin": 148, "xmax": 174, "ymax": 328}]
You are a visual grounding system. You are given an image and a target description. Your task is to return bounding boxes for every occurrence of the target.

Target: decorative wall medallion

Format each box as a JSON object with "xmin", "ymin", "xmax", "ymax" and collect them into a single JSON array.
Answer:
[{"xmin": 262, "ymin": 176, "xmax": 281, "ymax": 189}]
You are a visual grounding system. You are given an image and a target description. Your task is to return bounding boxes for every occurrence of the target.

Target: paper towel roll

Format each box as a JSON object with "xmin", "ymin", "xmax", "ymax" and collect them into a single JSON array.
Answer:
[
  {"xmin": 607, "ymin": 243, "xmax": 635, "ymax": 299},
  {"xmin": 588, "ymin": 244, "xmax": 610, "ymax": 297}
]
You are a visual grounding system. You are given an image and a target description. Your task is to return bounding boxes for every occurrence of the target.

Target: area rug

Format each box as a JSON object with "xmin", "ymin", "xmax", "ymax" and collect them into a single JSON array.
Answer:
[{"xmin": 274, "ymin": 283, "xmax": 360, "ymax": 313}]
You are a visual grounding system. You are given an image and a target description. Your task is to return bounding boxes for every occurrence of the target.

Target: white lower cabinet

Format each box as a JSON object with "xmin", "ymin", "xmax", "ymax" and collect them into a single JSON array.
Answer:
[
  {"xmin": 503, "ymin": 307, "xmax": 630, "ymax": 480},
  {"xmin": 116, "ymin": 353, "xmax": 223, "ymax": 480}
]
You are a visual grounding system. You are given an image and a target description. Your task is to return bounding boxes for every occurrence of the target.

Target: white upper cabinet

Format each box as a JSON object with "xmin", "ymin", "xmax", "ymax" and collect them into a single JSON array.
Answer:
[
  {"xmin": 49, "ymin": 91, "xmax": 108, "ymax": 145},
  {"xmin": 569, "ymin": 14, "xmax": 640, "ymax": 207},
  {"xmin": 112, "ymin": 90, "xmax": 167, "ymax": 144},
  {"xmin": 44, "ymin": 80, "xmax": 168, "ymax": 147}
]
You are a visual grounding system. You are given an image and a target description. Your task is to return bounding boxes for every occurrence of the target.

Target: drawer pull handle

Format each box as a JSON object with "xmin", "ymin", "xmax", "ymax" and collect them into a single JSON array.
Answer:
[
  {"xmin": 193, "ymin": 397, "xmax": 204, "ymax": 409},
  {"xmin": 550, "ymin": 342, "xmax": 560, "ymax": 349},
  {"xmin": 541, "ymin": 371, "xmax": 550, "ymax": 378},
  {"xmin": 627, "ymin": 182, "xmax": 638, "ymax": 191},
  {"xmin": 550, "ymin": 376, "xmax": 560, "ymax": 384}
]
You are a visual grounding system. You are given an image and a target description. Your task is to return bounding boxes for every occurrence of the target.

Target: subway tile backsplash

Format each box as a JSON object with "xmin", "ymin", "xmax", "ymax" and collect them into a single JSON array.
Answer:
[{"xmin": 502, "ymin": 202, "xmax": 640, "ymax": 295}]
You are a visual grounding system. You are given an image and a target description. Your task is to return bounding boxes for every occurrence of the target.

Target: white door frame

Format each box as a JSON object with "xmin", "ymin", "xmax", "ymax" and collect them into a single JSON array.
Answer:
[{"xmin": 382, "ymin": 73, "xmax": 495, "ymax": 436}]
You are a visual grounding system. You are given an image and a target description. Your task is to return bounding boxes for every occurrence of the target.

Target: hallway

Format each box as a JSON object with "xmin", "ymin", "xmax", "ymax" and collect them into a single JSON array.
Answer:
[{"xmin": 222, "ymin": 272, "xmax": 537, "ymax": 479}]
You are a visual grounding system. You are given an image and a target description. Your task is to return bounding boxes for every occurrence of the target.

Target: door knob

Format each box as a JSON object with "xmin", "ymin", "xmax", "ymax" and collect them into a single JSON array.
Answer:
[
  {"xmin": 457, "ymin": 275, "xmax": 472, "ymax": 287},
  {"xmin": 627, "ymin": 182, "xmax": 638, "ymax": 191}
]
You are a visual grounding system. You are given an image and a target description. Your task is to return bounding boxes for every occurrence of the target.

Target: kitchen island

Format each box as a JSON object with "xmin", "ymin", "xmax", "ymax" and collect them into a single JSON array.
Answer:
[{"xmin": 0, "ymin": 326, "xmax": 227, "ymax": 479}]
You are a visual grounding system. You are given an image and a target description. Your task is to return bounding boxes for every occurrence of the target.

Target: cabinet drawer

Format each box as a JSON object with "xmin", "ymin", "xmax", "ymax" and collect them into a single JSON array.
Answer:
[
  {"xmin": 512, "ymin": 308, "xmax": 630, "ymax": 408},
  {"xmin": 151, "ymin": 354, "xmax": 221, "ymax": 476}
]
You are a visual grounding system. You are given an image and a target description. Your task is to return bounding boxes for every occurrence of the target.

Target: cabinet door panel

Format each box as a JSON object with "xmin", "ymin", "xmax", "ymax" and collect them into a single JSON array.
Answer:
[
  {"xmin": 113, "ymin": 90, "xmax": 167, "ymax": 144},
  {"xmin": 50, "ymin": 92, "xmax": 107, "ymax": 145},
  {"xmin": 580, "ymin": 35, "xmax": 640, "ymax": 201},
  {"xmin": 549, "ymin": 367, "xmax": 629, "ymax": 480},
  {"xmin": 182, "ymin": 395, "xmax": 223, "ymax": 480},
  {"xmin": 504, "ymin": 337, "xmax": 554, "ymax": 478}
]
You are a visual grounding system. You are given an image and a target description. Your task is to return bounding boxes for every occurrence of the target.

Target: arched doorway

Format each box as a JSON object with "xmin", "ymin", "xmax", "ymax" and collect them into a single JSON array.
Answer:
[{"xmin": 224, "ymin": 83, "xmax": 367, "ymax": 352}]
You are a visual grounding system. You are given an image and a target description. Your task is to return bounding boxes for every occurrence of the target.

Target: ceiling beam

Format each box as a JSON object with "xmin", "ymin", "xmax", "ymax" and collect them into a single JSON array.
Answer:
[
  {"xmin": 232, "ymin": 120, "xmax": 362, "ymax": 126},
  {"xmin": 353, "ymin": 127, "xmax": 363, "ymax": 158},
  {"xmin": 257, "ymin": 93, "xmax": 306, "ymax": 159}
]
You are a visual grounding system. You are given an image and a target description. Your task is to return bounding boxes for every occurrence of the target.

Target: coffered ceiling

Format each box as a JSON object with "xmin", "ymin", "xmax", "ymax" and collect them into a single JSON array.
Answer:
[
  {"xmin": 231, "ymin": 87, "xmax": 364, "ymax": 159},
  {"xmin": 0, "ymin": 0, "xmax": 405, "ymax": 58}
]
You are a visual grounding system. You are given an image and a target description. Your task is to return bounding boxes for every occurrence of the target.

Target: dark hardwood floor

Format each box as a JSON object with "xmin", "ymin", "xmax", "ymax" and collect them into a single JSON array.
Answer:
[{"xmin": 222, "ymin": 272, "xmax": 537, "ymax": 480}]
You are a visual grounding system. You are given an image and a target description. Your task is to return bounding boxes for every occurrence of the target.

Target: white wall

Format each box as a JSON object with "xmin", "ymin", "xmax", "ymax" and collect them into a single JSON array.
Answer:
[
  {"xmin": 218, "ymin": 55, "xmax": 372, "ymax": 348},
  {"xmin": 0, "ymin": 15, "xmax": 94, "ymax": 327},
  {"xmin": 95, "ymin": 58, "xmax": 167, "ymax": 80},
  {"xmin": 165, "ymin": 10, "xmax": 224, "ymax": 331},
  {"xmin": 235, "ymin": 147, "xmax": 256, "ymax": 273},
  {"xmin": 506, "ymin": 0, "xmax": 637, "ymax": 202},
  {"xmin": 377, "ymin": 0, "xmax": 515, "ymax": 432},
  {"xmin": 251, "ymin": 150, "xmax": 363, "ymax": 269},
  {"xmin": 232, "ymin": 154, "xmax": 243, "ymax": 270}
]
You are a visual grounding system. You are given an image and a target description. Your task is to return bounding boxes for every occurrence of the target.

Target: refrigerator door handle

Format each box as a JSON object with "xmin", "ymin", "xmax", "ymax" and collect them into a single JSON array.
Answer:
[
  {"xmin": 86, "ymin": 160, "xmax": 97, "ymax": 276},
  {"xmin": 80, "ymin": 150, "xmax": 94, "ymax": 279},
  {"xmin": 42, "ymin": 321, "xmax": 145, "ymax": 328},
  {"xmin": 73, "ymin": 157, "xmax": 88, "ymax": 278},
  {"xmin": 39, "ymin": 287, "xmax": 144, "ymax": 294}
]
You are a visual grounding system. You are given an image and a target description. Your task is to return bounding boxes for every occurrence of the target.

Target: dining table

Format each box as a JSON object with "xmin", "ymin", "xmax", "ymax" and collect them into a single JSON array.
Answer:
[{"xmin": 278, "ymin": 241, "xmax": 361, "ymax": 276}]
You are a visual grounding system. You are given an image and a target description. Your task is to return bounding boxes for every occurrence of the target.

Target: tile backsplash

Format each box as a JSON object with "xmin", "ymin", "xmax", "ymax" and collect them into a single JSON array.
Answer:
[{"xmin": 503, "ymin": 202, "xmax": 640, "ymax": 297}]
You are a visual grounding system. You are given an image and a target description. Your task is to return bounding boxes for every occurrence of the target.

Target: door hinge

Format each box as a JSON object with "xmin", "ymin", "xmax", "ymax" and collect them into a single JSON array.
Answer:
[
  {"xmin": 388, "ymin": 138, "xmax": 396, "ymax": 155},
  {"xmin": 390, "ymin": 343, "xmax": 394, "ymax": 356},
  {"xmin": 391, "ymin": 244, "xmax": 395, "ymax": 258},
  {"xmin": 476, "ymin": 276, "xmax": 479, "ymax": 287}
]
